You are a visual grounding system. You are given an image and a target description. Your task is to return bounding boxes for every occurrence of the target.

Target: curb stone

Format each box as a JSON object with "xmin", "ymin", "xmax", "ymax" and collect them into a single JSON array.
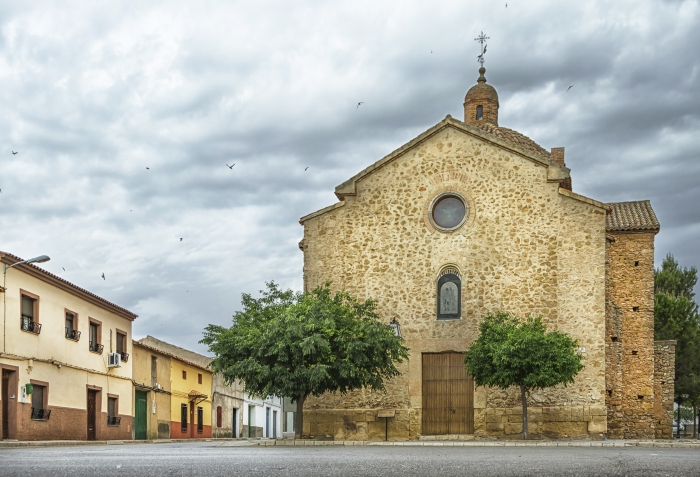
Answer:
[{"xmin": 2, "ymin": 438, "xmax": 700, "ymax": 450}]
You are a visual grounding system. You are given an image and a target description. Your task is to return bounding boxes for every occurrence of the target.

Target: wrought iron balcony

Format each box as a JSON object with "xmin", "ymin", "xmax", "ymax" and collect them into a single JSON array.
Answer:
[
  {"xmin": 119, "ymin": 352, "xmax": 129, "ymax": 363},
  {"xmin": 107, "ymin": 416, "xmax": 121, "ymax": 426},
  {"xmin": 21, "ymin": 317, "xmax": 41, "ymax": 334},
  {"xmin": 89, "ymin": 341, "xmax": 104, "ymax": 354},
  {"xmin": 65, "ymin": 327, "xmax": 81, "ymax": 341},
  {"xmin": 31, "ymin": 408, "xmax": 51, "ymax": 421}
]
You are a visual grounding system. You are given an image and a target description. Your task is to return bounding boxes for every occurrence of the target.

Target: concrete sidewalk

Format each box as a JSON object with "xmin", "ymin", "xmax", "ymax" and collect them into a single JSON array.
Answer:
[
  {"xmin": 2, "ymin": 437, "xmax": 700, "ymax": 449},
  {"xmin": 0, "ymin": 437, "xmax": 267, "ymax": 449},
  {"xmin": 260, "ymin": 439, "xmax": 700, "ymax": 449}
]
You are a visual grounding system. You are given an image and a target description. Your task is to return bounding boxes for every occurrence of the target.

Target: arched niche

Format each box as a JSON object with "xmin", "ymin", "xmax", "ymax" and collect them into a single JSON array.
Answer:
[{"xmin": 437, "ymin": 267, "xmax": 461, "ymax": 320}]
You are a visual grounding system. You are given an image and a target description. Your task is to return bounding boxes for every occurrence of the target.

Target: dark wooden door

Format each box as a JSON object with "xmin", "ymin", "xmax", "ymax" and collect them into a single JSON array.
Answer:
[
  {"xmin": 87, "ymin": 390, "xmax": 97, "ymax": 441},
  {"xmin": 134, "ymin": 391, "xmax": 148, "ymax": 440},
  {"xmin": 422, "ymin": 352, "xmax": 474, "ymax": 435},
  {"xmin": 2, "ymin": 371, "xmax": 9, "ymax": 439}
]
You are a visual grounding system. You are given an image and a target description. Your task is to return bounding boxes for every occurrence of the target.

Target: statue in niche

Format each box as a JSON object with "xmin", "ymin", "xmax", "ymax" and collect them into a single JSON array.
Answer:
[
  {"xmin": 440, "ymin": 282, "xmax": 458, "ymax": 315},
  {"xmin": 437, "ymin": 272, "xmax": 461, "ymax": 319}
]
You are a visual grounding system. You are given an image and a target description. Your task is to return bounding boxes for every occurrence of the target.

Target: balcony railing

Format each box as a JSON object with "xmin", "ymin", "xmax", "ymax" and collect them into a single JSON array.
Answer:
[
  {"xmin": 65, "ymin": 327, "xmax": 81, "ymax": 341},
  {"xmin": 107, "ymin": 416, "xmax": 121, "ymax": 426},
  {"xmin": 31, "ymin": 408, "xmax": 51, "ymax": 421},
  {"xmin": 89, "ymin": 341, "xmax": 104, "ymax": 354},
  {"xmin": 118, "ymin": 352, "xmax": 129, "ymax": 363},
  {"xmin": 21, "ymin": 317, "xmax": 42, "ymax": 335}
]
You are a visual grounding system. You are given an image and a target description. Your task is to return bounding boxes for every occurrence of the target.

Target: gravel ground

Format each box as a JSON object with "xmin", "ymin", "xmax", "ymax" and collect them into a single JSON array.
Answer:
[{"xmin": 1, "ymin": 441, "xmax": 699, "ymax": 477}]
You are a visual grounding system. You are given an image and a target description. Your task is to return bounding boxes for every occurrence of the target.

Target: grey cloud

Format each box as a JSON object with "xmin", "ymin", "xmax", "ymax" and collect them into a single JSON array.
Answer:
[{"xmin": 1, "ymin": 0, "xmax": 699, "ymax": 352}]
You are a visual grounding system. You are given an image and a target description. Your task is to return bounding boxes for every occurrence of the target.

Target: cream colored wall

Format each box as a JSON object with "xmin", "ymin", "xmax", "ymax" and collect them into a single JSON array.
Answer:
[
  {"xmin": 1, "ymin": 266, "xmax": 134, "ymax": 414},
  {"xmin": 302, "ymin": 126, "xmax": 607, "ymax": 437},
  {"xmin": 169, "ymin": 359, "xmax": 212, "ymax": 426},
  {"xmin": 9, "ymin": 360, "xmax": 133, "ymax": 415}
]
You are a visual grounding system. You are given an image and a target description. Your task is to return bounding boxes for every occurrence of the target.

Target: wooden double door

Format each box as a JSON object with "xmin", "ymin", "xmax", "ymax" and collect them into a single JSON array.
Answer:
[{"xmin": 422, "ymin": 352, "xmax": 474, "ymax": 435}]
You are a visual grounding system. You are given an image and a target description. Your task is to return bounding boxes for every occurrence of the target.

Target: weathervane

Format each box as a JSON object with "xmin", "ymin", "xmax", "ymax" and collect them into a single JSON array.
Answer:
[{"xmin": 474, "ymin": 31, "xmax": 489, "ymax": 67}]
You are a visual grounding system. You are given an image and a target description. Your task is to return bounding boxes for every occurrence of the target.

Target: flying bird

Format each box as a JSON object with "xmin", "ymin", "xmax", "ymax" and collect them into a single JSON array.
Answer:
[
  {"xmin": 305, "ymin": 167, "xmax": 309, "ymax": 171},
  {"xmin": 357, "ymin": 102, "xmax": 364, "ymax": 109},
  {"xmin": 146, "ymin": 167, "xmax": 150, "ymax": 170},
  {"xmin": 180, "ymin": 238, "xmax": 183, "ymax": 241},
  {"xmin": 226, "ymin": 164, "xmax": 235, "ymax": 169},
  {"xmin": 12, "ymin": 151, "xmax": 18, "ymax": 155},
  {"xmin": 101, "ymin": 273, "xmax": 105, "ymax": 280},
  {"xmin": 505, "ymin": 2, "xmax": 508, "ymax": 7},
  {"xmin": 62, "ymin": 267, "xmax": 65, "ymax": 271},
  {"xmin": 567, "ymin": 85, "xmax": 574, "ymax": 91}
]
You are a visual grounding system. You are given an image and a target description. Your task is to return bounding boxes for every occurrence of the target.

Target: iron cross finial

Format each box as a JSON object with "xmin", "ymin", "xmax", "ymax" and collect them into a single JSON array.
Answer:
[{"xmin": 474, "ymin": 31, "xmax": 490, "ymax": 67}]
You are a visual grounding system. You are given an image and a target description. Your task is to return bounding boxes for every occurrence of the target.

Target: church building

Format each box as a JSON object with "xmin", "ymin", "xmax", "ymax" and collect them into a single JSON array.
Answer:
[{"xmin": 298, "ymin": 64, "xmax": 675, "ymax": 440}]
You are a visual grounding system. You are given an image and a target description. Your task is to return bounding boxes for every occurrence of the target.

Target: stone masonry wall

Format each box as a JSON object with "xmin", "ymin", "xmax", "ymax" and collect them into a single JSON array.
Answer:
[
  {"xmin": 605, "ymin": 232, "xmax": 656, "ymax": 438},
  {"xmin": 654, "ymin": 340, "xmax": 676, "ymax": 439},
  {"xmin": 301, "ymin": 125, "xmax": 607, "ymax": 440}
]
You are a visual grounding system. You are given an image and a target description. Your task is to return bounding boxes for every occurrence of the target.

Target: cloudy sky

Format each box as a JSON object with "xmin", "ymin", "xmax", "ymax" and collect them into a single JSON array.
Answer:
[{"xmin": 1, "ymin": 0, "xmax": 698, "ymax": 353}]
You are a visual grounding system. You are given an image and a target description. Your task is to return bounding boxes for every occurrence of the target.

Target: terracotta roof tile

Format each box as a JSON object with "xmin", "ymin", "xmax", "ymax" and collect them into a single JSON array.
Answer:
[
  {"xmin": 471, "ymin": 122, "xmax": 551, "ymax": 160},
  {"xmin": 606, "ymin": 200, "xmax": 660, "ymax": 232},
  {"xmin": 0, "ymin": 251, "xmax": 137, "ymax": 321},
  {"xmin": 133, "ymin": 340, "xmax": 212, "ymax": 372}
]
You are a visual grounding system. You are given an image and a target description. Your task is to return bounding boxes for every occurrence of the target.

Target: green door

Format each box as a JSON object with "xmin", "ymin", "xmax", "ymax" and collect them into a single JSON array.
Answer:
[{"xmin": 134, "ymin": 391, "xmax": 148, "ymax": 440}]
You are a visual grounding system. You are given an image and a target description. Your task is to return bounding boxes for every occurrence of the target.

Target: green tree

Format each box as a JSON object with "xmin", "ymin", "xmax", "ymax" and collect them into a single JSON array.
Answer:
[
  {"xmin": 464, "ymin": 312, "xmax": 585, "ymax": 440},
  {"xmin": 201, "ymin": 282, "xmax": 409, "ymax": 439},
  {"xmin": 654, "ymin": 253, "xmax": 700, "ymax": 437}
]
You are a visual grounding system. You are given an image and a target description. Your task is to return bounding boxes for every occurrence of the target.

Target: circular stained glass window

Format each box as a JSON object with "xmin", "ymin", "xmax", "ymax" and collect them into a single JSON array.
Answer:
[{"xmin": 431, "ymin": 194, "xmax": 467, "ymax": 230}]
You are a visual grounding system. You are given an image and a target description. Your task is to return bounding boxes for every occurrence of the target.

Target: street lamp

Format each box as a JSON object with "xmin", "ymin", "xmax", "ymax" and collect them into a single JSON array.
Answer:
[
  {"xmin": 4, "ymin": 255, "xmax": 50, "ymax": 273},
  {"xmin": 389, "ymin": 317, "xmax": 401, "ymax": 338}
]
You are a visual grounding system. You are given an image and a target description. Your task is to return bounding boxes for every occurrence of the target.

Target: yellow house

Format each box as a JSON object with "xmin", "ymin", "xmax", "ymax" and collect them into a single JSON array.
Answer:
[
  {"xmin": 131, "ymin": 341, "xmax": 172, "ymax": 440},
  {"xmin": 168, "ymin": 354, "xmax": 212, "ymax": 438},
  {"xmin": 1, "ymin": 252, "xmax": 137, "ymax": 441}
]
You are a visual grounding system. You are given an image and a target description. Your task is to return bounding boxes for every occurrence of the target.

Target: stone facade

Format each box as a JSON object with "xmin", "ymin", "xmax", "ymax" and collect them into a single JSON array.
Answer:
[
  {"xmin": 654, "ymin": 341, "xmax": 676, "ymax": 439},
  {"xmin": 298, "ymin": 68, "xmax": 673, "ymax": 440},
  {"xmin": 605, "ymin": 232, "xmax": 657, "ymax": 438}
]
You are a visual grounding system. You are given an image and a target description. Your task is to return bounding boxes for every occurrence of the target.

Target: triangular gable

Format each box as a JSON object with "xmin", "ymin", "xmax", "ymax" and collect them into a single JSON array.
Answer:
[{"xmin": 334, "ymin": 115, "xmax": 570, "ymax": 200}]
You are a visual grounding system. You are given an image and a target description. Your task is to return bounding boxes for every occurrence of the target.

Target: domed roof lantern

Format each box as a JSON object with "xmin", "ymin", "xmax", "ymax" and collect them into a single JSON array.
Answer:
[{"xmin": 464, "ymin": 66, "xmax": 499, "ymax": 126}]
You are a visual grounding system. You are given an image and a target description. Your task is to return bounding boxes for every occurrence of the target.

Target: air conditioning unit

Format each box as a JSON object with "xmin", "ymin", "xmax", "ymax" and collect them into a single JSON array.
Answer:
[{"xmin": 107, "ymin": 352, "xmax": 122, "ymax": 368}]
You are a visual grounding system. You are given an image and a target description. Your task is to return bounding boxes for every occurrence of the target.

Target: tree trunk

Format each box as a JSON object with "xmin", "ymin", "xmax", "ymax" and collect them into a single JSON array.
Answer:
[
  {"xmin": 294, "ymin": 394, "xmax": 307, "ymax": 440},
  {"xmin": 676, "ymin": 399, "xmax": 682, "ymax": 439},
  {"xmin": 520, "ymin": 384, "xmax": 528, "ymax": 440},
  {"xmin": 694, "ymin": 406, "xmax": 697, "ymax": 439}
]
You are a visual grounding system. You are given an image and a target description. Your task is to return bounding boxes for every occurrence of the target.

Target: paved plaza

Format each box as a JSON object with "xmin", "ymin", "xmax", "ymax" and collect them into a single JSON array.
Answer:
[{"xmin": 2, "ymin": 441, "xmax": 700, "ymax": 476}]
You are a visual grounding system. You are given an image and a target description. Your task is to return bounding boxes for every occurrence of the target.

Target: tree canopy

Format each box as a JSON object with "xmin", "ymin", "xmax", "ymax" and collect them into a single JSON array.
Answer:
[
  {"xmin": 464, "ymin": 311, "xmax": 584, "ymax": 439},
  {"xmin": 200, "ymin": 282, "xmax": 409, "ymax": 438},
  {"xmin": 654, "ymin": 253, "xmax": 700, "ymax": 436}
]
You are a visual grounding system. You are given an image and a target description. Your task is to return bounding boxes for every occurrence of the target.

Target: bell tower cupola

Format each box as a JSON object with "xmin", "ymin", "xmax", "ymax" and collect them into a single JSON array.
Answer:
[
  {"xmin": 464, "ymin": 32, "xmax": 498, "ymax": 126},
  {"xmin": 464, "ymin": 66, "xmax": 499, "ymax": 126}
]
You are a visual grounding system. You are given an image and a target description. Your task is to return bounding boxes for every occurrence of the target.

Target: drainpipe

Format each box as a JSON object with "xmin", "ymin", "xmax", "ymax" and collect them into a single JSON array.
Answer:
[{"xmin": 3, "ymin": 263, "xmax": 7, "ymax": 354}]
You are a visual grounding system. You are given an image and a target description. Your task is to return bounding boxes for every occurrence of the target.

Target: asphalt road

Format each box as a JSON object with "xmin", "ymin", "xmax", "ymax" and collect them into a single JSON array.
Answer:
[{"xmin": 1, "ymin": 442, "xmax": 699, "ymax": 477}]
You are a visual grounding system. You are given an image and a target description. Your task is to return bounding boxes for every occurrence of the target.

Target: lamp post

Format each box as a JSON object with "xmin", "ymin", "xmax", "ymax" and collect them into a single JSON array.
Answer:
[
  {"xmin": 5, "ymin": 255, "xmax": 50, "ymax": 273},
  {"xmin": 389, "ymin": 317, "xmax": 401, "ymax": 338}
]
